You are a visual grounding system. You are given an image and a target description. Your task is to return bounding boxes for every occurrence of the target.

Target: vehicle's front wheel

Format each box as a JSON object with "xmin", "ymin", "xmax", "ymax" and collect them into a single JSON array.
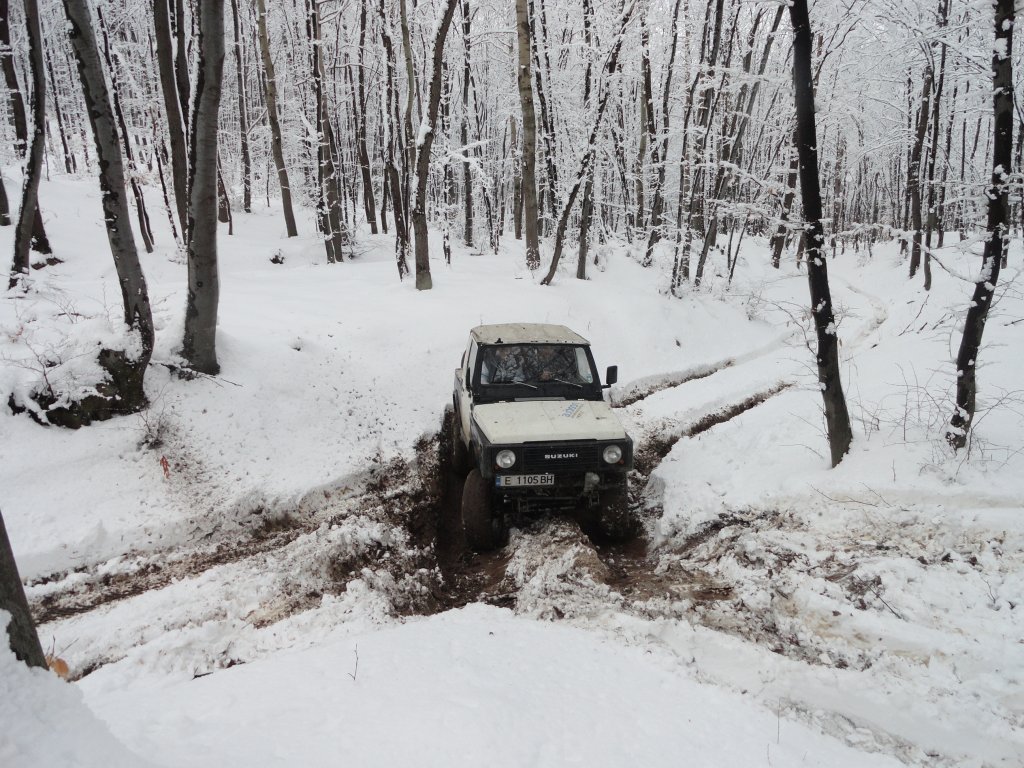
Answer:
[
  {"xmin": 451, "ymin": 418, "xmax": 470, "ymax": 476},
  {"xmin": 461, "ymin": 469, "xmax": 505, "ymax": 551},
  {"xmin": 594, "ymin": 476, "xmax": 633, "ymax": 541}
]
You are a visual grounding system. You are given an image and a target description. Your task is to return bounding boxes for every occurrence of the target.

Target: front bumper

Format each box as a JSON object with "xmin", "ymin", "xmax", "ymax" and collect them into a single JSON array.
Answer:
[{"xmin": 477, "ymin": 437, "xmax": 634, "ymax": 480}]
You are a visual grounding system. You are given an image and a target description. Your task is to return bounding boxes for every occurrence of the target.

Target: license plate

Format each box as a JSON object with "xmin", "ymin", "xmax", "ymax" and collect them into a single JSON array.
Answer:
[{"xmin": 496, "ymin": 474, "xmax": 555, "ymax": 488}]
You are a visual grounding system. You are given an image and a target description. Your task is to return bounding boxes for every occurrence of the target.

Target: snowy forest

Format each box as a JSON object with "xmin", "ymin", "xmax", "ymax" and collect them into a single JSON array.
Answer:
[{"xmin": 1, "ymin": 0, "xmax": 1023, "ymax": 766}]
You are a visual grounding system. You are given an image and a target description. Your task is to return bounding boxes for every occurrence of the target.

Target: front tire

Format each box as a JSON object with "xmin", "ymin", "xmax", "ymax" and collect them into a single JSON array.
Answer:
[
  {"xmin": 461, "ymin": 469, "xmax": 505, "ymax": 551},
  {"xmin": 594, "ymin": 476, "xmax": 633, "ymax": 541},
  {"xmin": 451, "ymin": 414, "xmax": 470, "ymax": 476}
]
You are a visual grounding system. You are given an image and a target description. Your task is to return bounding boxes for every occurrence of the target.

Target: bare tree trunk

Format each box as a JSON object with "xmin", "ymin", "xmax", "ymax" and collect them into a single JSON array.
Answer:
[
  {"xmin": 642, "ymin": 0, "xmax": 684, "ymax": 266},
  {"xmin": 411, "ymin": 0, "xmax": 460, "ymax": 291},
  {"xmin": 376, "ymin": 2, "xmax": 409, "ymax": 278},
  {"xmin": 154, "ymin": 0, "xmax": 189, "ymax": 234},
  {"xmin": 63, "ymin": 0, "xmax": 155, "ymax": 414},
  {"xmin": 576, "ymin": 0, "xmax": 595, "ymax": 280},
  {"xmin": 511, "ymin": 116, "xmax": 522, "ymax": 240},
  {"xmin": 230, "ymin": 0, "xmax": 251, "ymax": 213},
  {"xmin": 0, "ymin": 509, "xmax": 45, "ymax": 669},
  {"xmin": 516, "ymin": 0, "xmax": 540, "ymax": 270},
  {"xmin": 0, "ymin": 0, "xmax": 49, "ymax": 248},
  {"xmin": 922, "ymin": 0, "xmax": 949, "ymax": 289},
  {"xmin": 9, "ymin": 0, "xmax": 45, "ymax": 288},
  {"xmin": 908, "ymin": 67, "xmax": 933, "ymax": 280},
  {"xmin": 460, "ymin": 0, "xmax": 473, "ymax": 248},
  {"xmin": 541, "ymin": 1, "xmax": 635, "ymax": 286},
  {"xmin": 530, "ymin": 0, "xmax": 558, "ymax": 235},
  {"xmin": 256, "ymin": 0, "xmax": 298, "ymax": 237},
  {"xmin": 948, "ymin": 0, "xmax": 1013, "ymax": 450},
  {"xmin": 0, "ymin": 0, "xmax": 47, "ymax": 250},
  {"xmin": 97, "ymin": 8, "xmax": 155, "ymax": 254},
  {"xmin": 771, "ymin": 129, "xmax": 798, "ymax": 268},
  {"xmin": 44, "ymin": 44, "xmax": 75, "ymax": 175},
  {"xmin": 173, "ymin": 0, "xmax": 190, "ymax": 118},
  {"xmin": 355, "ymin": 0, "xmax": 377, "ymax": 234},
  {"xmin": 308, "ymin": 0, "xmax": 344, "ymax": 263},
  {"xmin": 0, "ymin": 177, "xmax": 9, "ymax": 225},
  {"xmin": 0, "ymin": 0, "xmax": 26, "ymax": 154},
  {"xmin": 216, "ymin": 158, "xmax": 232, "ymax": 232},
  {"xmin": 635, "ymin": 15, "xmax": 652, "ymax": 236},
  {"xmin": 788, "ymin": 0, "xmax": 852, "ymax": 467},
  {"xmin": 183, "ymin": 0, "xmax": 225, "ymax": 375}
]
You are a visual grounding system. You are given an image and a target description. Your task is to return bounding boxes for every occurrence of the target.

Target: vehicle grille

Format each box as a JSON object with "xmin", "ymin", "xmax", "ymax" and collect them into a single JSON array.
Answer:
[{"xmin": 522, "ymin": 444, "xmax": 602, "ymax": 473}]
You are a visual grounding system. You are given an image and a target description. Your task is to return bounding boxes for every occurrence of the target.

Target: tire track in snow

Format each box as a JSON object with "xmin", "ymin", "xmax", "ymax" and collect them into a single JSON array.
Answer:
[{"xmin": 611, "ymin": 331, "xmax": 796, "ymax": 408}]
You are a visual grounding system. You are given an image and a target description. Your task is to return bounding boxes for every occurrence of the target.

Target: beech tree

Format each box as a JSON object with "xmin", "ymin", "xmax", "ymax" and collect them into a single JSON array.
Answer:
[
  {"xmin": 0, "ymin": 508, "xmax": 45, "ymax": 670},
  {"xmin": 153, "ymin": 0, "xmax": 188, "ymax": 234},
  {"xmin": 182, "ymin": 0, "xmax": 225, "ymax": 375},
  {"xmin": 8, "ymin": 0, "xmax": 45, "ymax": 289},
  {"xmin": 515, "ymin": 0, "xmax": 540, "ymax": 271},
  {"xmin": 0, "ymin": 0, "xmax": 1014, "ymax": 333},
  {"xmin": 62, "ymin": 0, "xmax": 155, "ymax": 422},
  {"xmin": 411, "ymin": 0, "xmax": 460, "ymax": 291},
  {"xmin": 255, "ymin": 0, "xmax": 298, "ymax": 238},
  {"xmin": 788, "ymin": 0, "xmax": 853, "ymax": 467},
  {"xmin": 947, "ymin": 0, "xmax": 1014, "ymax": 450},
  {"xmin": 1, "ymin": 0, "xmax": 48, "ymax": 261}
]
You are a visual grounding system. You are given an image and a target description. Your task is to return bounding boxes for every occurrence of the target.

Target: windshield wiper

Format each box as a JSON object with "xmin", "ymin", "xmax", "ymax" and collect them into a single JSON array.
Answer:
[
  {"xmin": 549, "ymin": 377, "xmax": 583, "ymax": 388},
  {"xmin": 490, "ymin": 381, "xmax": 538, "ymax": 389}
]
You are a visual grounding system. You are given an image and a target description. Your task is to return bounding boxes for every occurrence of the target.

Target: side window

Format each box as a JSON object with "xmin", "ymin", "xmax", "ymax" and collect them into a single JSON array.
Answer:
[
  {"xmin": 574, "ymin": 347, "xmax": 594, "ymax": 383},
  {"xmin": 466, "ymin": 341, "xmax": 479, "ymax": 389}
]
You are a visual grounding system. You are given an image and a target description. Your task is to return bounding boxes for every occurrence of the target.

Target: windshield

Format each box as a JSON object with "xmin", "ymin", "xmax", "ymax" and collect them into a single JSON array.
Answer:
[{"xmin": 478, "ymin": 344, "xmax": 596, "ymax": 388}]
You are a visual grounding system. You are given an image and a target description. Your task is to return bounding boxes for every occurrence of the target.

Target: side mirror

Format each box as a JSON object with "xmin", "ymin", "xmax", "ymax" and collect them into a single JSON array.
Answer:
[{"xmin": 604, "ymin": 365, "xmax": 618, "ymax": 388}]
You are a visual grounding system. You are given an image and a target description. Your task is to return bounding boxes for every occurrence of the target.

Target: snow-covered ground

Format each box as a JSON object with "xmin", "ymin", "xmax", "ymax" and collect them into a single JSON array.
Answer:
[{"xmin": 2, "ymin": 176, "xmax": 1022, "ymax": 766}]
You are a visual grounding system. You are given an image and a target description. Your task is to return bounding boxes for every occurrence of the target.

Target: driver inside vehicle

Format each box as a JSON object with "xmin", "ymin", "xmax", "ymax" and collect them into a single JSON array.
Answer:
[
  {"xmin": 524, "ymin": 345, "xmax": 581, "ymax": 383},
  {"xmin": 480, "ymin": 346, "xmax": 526, "ymax": 384}
]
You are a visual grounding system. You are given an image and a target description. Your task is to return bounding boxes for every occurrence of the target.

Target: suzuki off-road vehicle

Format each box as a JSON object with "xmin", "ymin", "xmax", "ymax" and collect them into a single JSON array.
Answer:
[{"xmin": 450, "ymin": 323, "xmax": 634, "ymax": 550}]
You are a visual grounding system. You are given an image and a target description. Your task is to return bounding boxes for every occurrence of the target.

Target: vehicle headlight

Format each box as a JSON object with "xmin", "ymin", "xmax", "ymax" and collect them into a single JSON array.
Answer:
[
  {"xmin": 495, "ymin": 449, "xmax": 517, "ymax": 469},
  {"xmin": 602, "ymin": 445, "xmax": 623, "ymax": 464}
]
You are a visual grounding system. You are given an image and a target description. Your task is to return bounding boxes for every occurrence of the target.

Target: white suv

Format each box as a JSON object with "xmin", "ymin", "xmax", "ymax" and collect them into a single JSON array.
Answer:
[{"xmin": 450, "ymin": 323, "xmax": 633, "ymax": 550}]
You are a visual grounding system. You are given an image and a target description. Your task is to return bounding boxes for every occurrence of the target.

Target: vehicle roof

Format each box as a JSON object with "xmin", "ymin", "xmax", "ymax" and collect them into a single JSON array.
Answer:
[{"xmin": 470, "ymin": 323, "xmax": 590, "ymax": 345}]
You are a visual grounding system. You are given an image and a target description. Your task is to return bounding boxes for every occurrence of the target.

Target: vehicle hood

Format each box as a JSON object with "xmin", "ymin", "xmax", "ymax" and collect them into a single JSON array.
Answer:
[{"xmin": 472, "ymin": 399, "xmax": 628, "ymax": 444}]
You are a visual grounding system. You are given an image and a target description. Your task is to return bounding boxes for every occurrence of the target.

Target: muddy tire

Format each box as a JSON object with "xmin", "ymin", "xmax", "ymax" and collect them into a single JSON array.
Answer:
[
  {"xmin": 451, "ymin": 416, "xmax": 470, "ymax": 477},
  {"xmin": 594, "ymin": 476, "xmax": 633, "ymax": 542},
  {"xmin": 461, "ymin": 469, "xmax": 504, "ymax": 551}
]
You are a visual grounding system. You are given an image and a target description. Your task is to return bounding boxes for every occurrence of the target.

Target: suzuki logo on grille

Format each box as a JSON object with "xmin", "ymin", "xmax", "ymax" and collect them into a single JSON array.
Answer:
[{"xmin": 545, "ymin": 452, "xmax": 578, "ymax": 460}]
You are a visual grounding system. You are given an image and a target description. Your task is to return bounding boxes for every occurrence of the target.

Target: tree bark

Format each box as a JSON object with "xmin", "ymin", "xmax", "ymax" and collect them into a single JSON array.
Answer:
[
  {"xmin": 575, "ymin": 0, "xmax": 595, "ymax": 279},
  {"xmin": 376, "ymin": 0, "xmax": 409, "ymax": 278},
  {"xmin": 460, "ymin": 0, "xmax": 473, "ymax": 248},
  {"xmin": 154, "ymin": 0, "xmax": 189, "ymax": 234},
  {"xmin": 356, "ymin": 0, "xmax": 377, "ymax": 234},
  {"xmin": 411, "ymin": 0, "xmax": 460, "ymax": 291},
  {"xmin": 947, "ymin": 0, "xmax": 1014, "ymax": 450},
  {"xmin": 788, "ymin": 0, "xmax": 853, "ymax": 467},
  {"xmin": 256, "ymin": 0, "xmax": 298, "ymax": 237},
  {"xmin": 515, "ymin": 0, "xmax": 540, "ymax": 270},
  {"xmin": 63, "ymin": 0, "xmax": 155, "ymax": 413},
  {"xmin": 0, "ymin": 176, "xmax": 9, "ymax": 226},
  {"xmin": 641, "ymin": 0, "xmax": 684, "ymax": 266},
  {"xmin": 44, "ymin": 44, "xmax": 75, "ymax": 175},
  {"xmin": 541, "ymin": 1, "xmax": 635, "ymax": 286},
  {"xmin": 183, "ymin": 0, "xmax": 225, "ymax": 375},
  {"xmin": 0, "ymin": 0, "xmax": 27, "ymax": 154},
  {"xmin": 308, "ymin": 0, "xmax": 344, "ymax": 263},
  {"xmin": 0, "ymin": 509, "xmax": 45, "ymax": 670},
  {"xmin": 908, "ymin": 67, "xmax": 933, "ymax": 281},
  {"xmin": 9, "ymin": 0, "xmax": 45, "ymax": 288},
  {"xmin": 230, "ymin": 0, "xmax": 251, "ymax": 213},
  {"xmin": 1, "ymin": 0, "xmax": 47, "ymax": 251},
  {"xmin": 97, "ymin": 8, "xmax": 155, "ymax": 254}
]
